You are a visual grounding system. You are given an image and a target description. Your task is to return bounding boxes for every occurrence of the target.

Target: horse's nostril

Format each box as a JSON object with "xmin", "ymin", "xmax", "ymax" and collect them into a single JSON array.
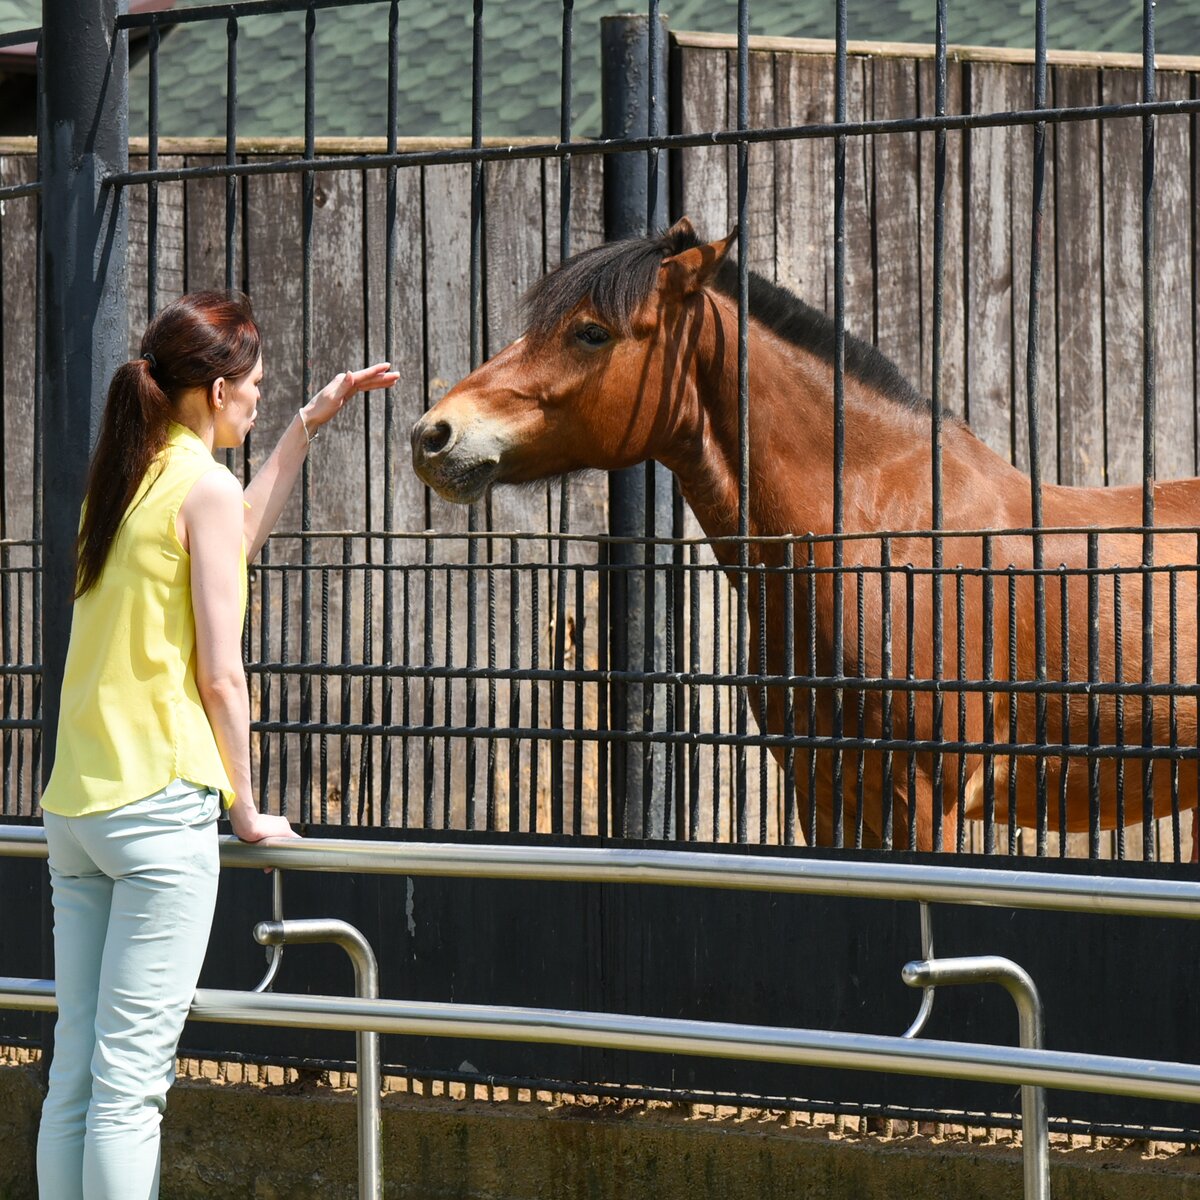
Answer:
[{"xmin": 420, "ymin": 420, "xmax": 453, "ymax": 457}]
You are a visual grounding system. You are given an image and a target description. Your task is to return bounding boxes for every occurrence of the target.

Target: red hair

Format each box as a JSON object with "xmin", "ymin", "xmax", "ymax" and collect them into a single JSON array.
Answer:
[{"xmin": 75, "ymin": 291, "xmax": 261, "ymax": 596}]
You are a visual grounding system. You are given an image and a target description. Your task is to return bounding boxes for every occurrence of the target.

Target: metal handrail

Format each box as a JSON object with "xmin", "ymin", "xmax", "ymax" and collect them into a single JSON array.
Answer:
[
  {"xmin": 2, "ymin": 976, "xmax": 1199, "ymax": 1106},
  {"xmin": 3, "ymin": 826, "xmax": 1197, "ymax": 921}
]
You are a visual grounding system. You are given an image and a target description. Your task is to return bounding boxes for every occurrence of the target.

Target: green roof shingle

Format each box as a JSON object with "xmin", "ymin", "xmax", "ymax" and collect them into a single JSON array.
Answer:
[{"xmin": 3, "ymin": 1, "xmax": 1198, "ymax": 138}]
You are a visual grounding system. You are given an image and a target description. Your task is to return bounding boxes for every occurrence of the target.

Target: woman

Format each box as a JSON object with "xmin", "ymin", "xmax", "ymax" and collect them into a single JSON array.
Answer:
[{"xmin": 35, "ymin": 291, "xmax": 397, "ymax": 1200}]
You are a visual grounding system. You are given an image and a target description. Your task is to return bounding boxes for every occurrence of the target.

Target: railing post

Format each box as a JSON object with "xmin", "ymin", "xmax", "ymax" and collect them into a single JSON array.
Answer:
[
  {"xmin": 40, "ymin": 0, "xmax": 129, "ymax": 781},
  {"xmin": 903, "ymin": 955, "xmax": 1049, "ymax": 1200},
  {"xmin": 600, "ymin": 12, "xmax": 670, "ymax": 838}
]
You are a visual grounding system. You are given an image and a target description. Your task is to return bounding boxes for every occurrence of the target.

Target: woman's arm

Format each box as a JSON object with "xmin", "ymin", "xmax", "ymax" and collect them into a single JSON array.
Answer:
[
  {"xmin": 242, "ymin": 363, "xmax": 398, "ymax": 559},
  {"xmin": 183, "ymin": 468, "xmax": 296, "ymax": 842}
]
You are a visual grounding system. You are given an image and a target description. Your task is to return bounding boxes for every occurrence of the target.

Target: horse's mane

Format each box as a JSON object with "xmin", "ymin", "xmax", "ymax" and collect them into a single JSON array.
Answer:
[{"xmin": 522, "ymin": 224, "xmax": 929, "ymax": 414}]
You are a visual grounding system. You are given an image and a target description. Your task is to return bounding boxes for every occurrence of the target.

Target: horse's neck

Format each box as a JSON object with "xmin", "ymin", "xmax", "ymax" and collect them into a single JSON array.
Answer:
[{"xmin": 660, "ymin": 300, "xmax": 1028, "ymax": 555}]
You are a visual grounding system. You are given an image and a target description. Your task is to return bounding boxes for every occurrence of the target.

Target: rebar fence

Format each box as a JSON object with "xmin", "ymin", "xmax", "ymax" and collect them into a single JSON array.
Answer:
[{"xmin": 3, "ymin": 2, "xmax": 1199, "ymax": 860}]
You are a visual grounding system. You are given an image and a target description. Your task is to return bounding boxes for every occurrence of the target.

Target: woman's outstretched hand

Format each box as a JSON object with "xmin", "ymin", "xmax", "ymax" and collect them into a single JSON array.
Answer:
[{"xmin": 302, "ymin": 363, "xmax": 400, "ymax": 434}]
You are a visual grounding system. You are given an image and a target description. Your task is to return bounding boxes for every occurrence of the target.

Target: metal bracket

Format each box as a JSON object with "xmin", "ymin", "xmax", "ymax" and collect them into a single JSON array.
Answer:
[
  {"xmin": 901, "ymin": 902, "xmax": 936, "ymax": 1039},
  {"xmin": 250, "ymin": 868, "xmax": 285, "ymax": 994}
]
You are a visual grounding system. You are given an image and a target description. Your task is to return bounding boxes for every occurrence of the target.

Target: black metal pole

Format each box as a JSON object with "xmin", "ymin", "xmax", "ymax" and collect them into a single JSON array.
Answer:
[
  {"xmin": 40, "ymin": 0, "xmax": 129, "ymax": 783},
  {"xmin": 600, "ymin": 12, "xmax": 669, "ymax": 839},
  {"xmin": 39, "ymin": 0, "xmax": 129, "ymax": 1071}
]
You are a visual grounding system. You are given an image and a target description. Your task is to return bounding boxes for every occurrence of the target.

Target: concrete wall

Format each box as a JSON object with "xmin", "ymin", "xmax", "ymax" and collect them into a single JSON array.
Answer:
[{"xmin": 3, "ymin": 1063, "xmax": 1199, "ymax": 1200}]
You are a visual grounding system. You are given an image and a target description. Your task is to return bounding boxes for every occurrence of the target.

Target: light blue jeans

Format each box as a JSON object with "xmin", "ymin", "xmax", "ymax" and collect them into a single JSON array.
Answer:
[{"xmin": 37, "ymin": 779, "xmax": 221, "ymax": 1200}]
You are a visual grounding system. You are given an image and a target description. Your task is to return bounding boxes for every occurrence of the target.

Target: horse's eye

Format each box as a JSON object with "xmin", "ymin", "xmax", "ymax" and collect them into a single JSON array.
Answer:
[{"xmin": 576, "ymin": 323, "xmax": 611, "ymax": 347}]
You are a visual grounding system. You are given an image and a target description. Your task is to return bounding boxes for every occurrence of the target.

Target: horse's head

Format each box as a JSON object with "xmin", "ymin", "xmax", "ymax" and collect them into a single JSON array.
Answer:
[{"xmin": 411, "ymin": 217, "xmax": 735, "ymax": 503}]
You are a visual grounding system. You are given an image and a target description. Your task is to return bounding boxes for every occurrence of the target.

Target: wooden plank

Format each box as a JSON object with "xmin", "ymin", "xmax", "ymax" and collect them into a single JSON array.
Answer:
[
  {"xmin": 731, "ymin": 50, "xmax": 776, "ymax": 281},
  {"xmin": 0, "ymin": 154, "xmax": 39, "ymax": 815},
  {"xmin": 1100, "ymin": 69, "xmax": 1145, "ymax": 487},
  {"xmin": 1152, "ymin": 72, "xmax": 1193, "ymax": 483},
  {"xmin": 871, "ymin": 56, "xmax": 922, "ymax": 389},
  {"xmin": 542, "ymin": 148, "xmax": 608, "ymax": 537},
  {"xmin": 672, "ymin": 31, "xmax": 1200, "ymax": 73},
  {"xmin": 183, "ymin": 159, "xmax": 241, "ymax": 294},
  {"xmin": 483, "ymin": 158, "xmax": 549, "ymax": 531},
  {"xmin": 542, "ymin": 148, "xmax": 605, "ymax": 266},
  {"xmin": 421, "ymin": 163, "xmax": 475, "ymax": 539},
  {"xmin": 362, "ymin": 163, "xmax": 431, "ymax": 829},
  {"xmin": 916, "ymin": 58, "xmax": 966, "ymax": 417},
  {"xmin": 1052, "ymin": 67, "xmax": 1105, "ymax": 488},
  {"xmin": 0, "ymin": 155, "xmax": 38, "ymax": 545},
  {"xmin": 1009, "ymin": 64, "xmax": 1059, "ymax": 485},
  {"xmin": 125, "ymin": 158, "xmax": 185, "ymax": 350},
  {"xmin": 420, "ymin": 162, "xmax": 477, "ymax": 827},
  {"xmin": 241, "ymin": 164, "xmax": 306, "ymax": 819},
  {"xmin": 363, "ymin": 165, "xmax": 428, "ymax": 541},
  {"xmin": 675, "ymin": 46, "xmax": 729, "ymax": 245},
  {"xmin": 773, "ymin": 52, "xmax": 834, "ymax": 308},
  {"xmin": 297, "ymin": 167, "xmax": 368, "ymax": 547},
  {"xmin": 842, "ymin": 57, "xmax": 874, "ymax": 341},
  {"xmin": 1195, "ymin": 71, "xmax": 1200, "ymax": 480},
  {"xmin": 964, "ymin": 62, "xmax": 1015, "ymax": 462}
]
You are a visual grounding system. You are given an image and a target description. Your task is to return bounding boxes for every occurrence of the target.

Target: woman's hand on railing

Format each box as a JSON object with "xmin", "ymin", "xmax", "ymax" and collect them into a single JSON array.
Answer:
[{"xmin": 229, "ymin": 805, "xmax": 301, "ymax": 844}]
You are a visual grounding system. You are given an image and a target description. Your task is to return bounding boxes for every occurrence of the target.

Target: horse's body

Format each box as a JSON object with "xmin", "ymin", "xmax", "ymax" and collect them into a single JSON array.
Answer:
[{"xmin": 412, "ymin": 220, "xmax": 1199, "ymax": 851}]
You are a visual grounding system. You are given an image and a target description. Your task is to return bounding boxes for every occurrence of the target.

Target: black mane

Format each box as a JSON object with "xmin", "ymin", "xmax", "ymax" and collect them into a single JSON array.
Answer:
[{"xmin": 522, "ymin": 224, "xmax": 929, "ymax": 414}]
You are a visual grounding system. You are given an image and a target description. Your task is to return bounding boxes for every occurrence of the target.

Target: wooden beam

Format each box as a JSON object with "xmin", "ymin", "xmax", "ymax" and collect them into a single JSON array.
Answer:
[{"xmin": 671, "ymin": 30, "xmax": 1200, "ymax": 74}]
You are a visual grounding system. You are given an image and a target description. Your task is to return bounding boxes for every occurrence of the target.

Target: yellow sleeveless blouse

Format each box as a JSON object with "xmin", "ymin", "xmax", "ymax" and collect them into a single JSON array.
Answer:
[{"xmin": 40, "ymin": 423, "xmax": 247, "ymax": 816}]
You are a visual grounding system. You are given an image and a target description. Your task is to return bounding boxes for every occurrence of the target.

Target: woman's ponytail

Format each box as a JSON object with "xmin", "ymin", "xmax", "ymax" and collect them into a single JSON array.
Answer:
[
  {"xmin": 74, "ymin": 291, "xmax": 261, "ymax": 596},
  {"xmin": 75, "ymin": 357, "xmax": 173, "ymax": 596}
]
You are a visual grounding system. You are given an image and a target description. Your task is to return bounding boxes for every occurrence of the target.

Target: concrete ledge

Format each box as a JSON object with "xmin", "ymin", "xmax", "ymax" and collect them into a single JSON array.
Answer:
[{"xmin": 3, "ymin": 1065, "xmax": 1200, "ymax": 1200}]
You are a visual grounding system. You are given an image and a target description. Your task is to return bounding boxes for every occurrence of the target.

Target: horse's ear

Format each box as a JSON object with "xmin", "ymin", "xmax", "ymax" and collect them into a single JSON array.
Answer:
[{"xmin": 660, "ymin": 225, "xmax": 739, "ymax": 297}]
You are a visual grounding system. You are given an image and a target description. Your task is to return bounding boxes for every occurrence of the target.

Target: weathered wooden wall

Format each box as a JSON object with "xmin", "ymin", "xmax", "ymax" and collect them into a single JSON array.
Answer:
[{"xmin": 1, "ymin": 35, "xmax": 1197, "ymax": 854}]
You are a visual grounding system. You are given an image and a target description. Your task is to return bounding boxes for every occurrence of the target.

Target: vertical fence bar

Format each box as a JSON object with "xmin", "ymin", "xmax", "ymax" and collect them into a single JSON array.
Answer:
[
  {"xmin": 1169, "ymin": 568, "xmax": 1180, "ymax": 859},
  {"xmin": 1087, "ymin": 533, "xmax": 1101, "ymax": 858},
  {"xmin": 1114, "ymin": 572, "xmax": 1126, "ymax": 854},
  {"xmin": 466, "ymin": 0, "xmax": 485, "ymax": 830},
  {"xmin": 600, "ymin": 13, "xmax": 669, "ymax": 837},
  {"xmin": 955, "ymin": 567, "xmax": 967, "ymax": 853},
  {"xmin": 147, "ymin": 19, "xmax": 160, "ymax": 318},
  {"xmin": 981, "ymin": 536, "xmax": 996, "ymax": 853},
  {"xmin": 1058, "ymin": 564, "xmax": 1070, "ymax": 856},
  {"xmin": 1027, "ymin": 0, "xmax": 1050, "ymax": 857},
  {"xmin": 225, "ymin": 17, "xmax": 238, "ymax": 292},
  {"xmin": 929, "ymin": 0, "xmax": 948, "ymax": 853},
  {"xmin": 783, "ymin": 541, "xmax": 797, "ymax": 845},
  {"xmin": 297, "ymin": 4, "xmax": 316, "ymax": 823},
  {"xmin": 1140, "ymin": 0, "xmax": 1158, "ymax": 860},
  {"xmin": 734, "ymin": 0, "xmax": 751, "ymax": 843},
  {"xmin": 830, "ymin": 0, "xmax": 847, "ymax": 848},
  {"xmin": 549, "ymin": 0, "xmax": 575, "ymax": 835},
  {"xmin": 880, "ymin": 538, "xmax": 894, "ymax": 849},
  {"xmin": 378, "ymin": 0, "xmax": 400, "ymax": 829}
]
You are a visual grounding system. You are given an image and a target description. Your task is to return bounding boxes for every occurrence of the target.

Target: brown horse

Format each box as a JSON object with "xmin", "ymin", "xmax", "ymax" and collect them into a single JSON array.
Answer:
[{"xmin": 411, "ymin": 218, "xmax": 1200, "ymax": 852}]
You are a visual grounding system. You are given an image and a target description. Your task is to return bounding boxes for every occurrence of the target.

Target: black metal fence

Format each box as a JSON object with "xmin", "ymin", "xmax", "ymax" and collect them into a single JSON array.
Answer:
[
  {"xmin": 3, "ymin": 0, "xmax": 1200, "ymax": 1141},
  {"xmin": 8, "ymin": 0, "xmax": 1196, "ymax": 861}
]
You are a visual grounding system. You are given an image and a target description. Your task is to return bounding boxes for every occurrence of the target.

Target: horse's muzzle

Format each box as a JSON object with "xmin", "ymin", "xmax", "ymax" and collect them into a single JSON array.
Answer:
[{"xmin": 411, "ymin": 413, "xmax": 500, "ymax": 503}]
